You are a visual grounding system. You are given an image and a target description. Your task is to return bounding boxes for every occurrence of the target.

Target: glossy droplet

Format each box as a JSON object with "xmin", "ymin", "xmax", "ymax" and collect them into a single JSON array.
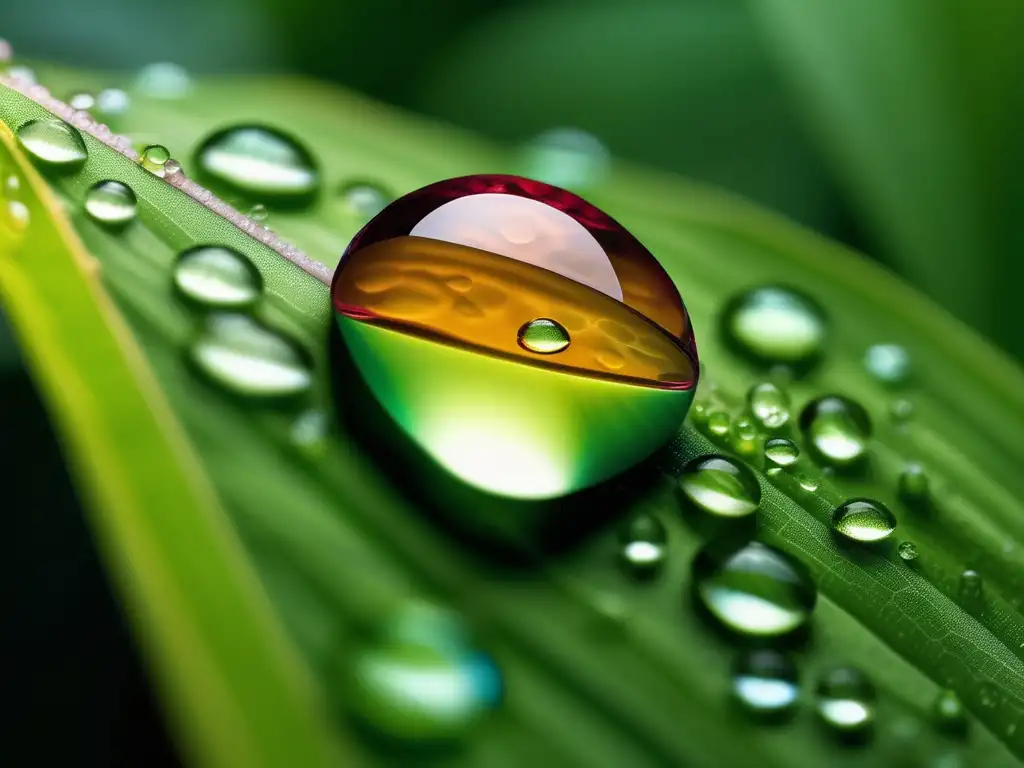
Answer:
[
  {"xmin": 517, "ymin": 318, "xmax": 570, "ymax": 354},
  {"xmin": 898, "ymin": 463, "xmax": 930, "ymax": 501},
  {"xmin": 933, "ymin": 690, "xmax": 968, "ymax": 734},
  {"xmin": 164, "ymin": 158, "xmax": 184, "ymax": 180},
  {"xmin": 692, "ymin": 540, "xmax": 816, "ymax": 637},
  {"xmin": 194, "ymin": 124, "xmax": 320, "ymax": 203},
  {"xmin": 96, "ymin": 88, "xmax": 131, "ymax": 118},
  {"xmin": 140, "ymin": 144, "xmax": 170, "ymax": 176},
  {"xmin": 135, "ymin": 62, "xmax": 191, "ymax": 99},
  {"xmin": 338, "ymin": 181, "xmax": 391, "ymax": 221},
  {"xmin": 174, "ymin": 245, "xmax": 263, "ymax": 308},
  {"xmin": 831, "ymin": 498, "xmax": 897, "ymax": 543},
  {"xmin": 518, "ymin": 127, "xmax": 610, "ymax": 190},
  {"xmin": 4, "ymin": 199, "xmax": 29, "ymax": 234},
  {"xmin": 722, "ymin": 285, "xmax": 826, "ymax": 366},
  {"xmin": 84, "ymin": 180, "xmax": 137, "ymax": 226},
  {"xmin": 959, "ymin": 570, "xmax": 983, "ymax": 602},
  {"xmin": 764, "ymin": 437, "xmax": 799, "ymax": 468},
  {"xmin": 67, "ymin": 91, "xmax": 95, "ymax": 111},
  {"xmin": 618, "ymin": 514, "xmax": 668, "ymax": 577},
  {"xmin": 16, "ymin": 119, "xmax": 87, "ymax": 168},
  {"xmin": 897, "ymin": 541, "xmax": 919, "ymax": 561},
  {"xmin": 800, "ymin": 395, "xmax": 872, "ymax": 465},
  {"xmin": 864, "ymin": 343, "xmax": 910, "ymax": 384},
  {"xmin": 248, "ymin": 203, "xmax": 268, "ymax": 221},
  {"xmin": 890, "ymin": 398, "xmax": 914, "ymax": 425},
  {"xmin": 290, "ymin": 409, "xmax": 330, "ymax": 453},
  {"xmin": 679, "ymin": 454, "xmax": 760, "ymax": 518},
  {"xmin": 748, "ymin": 382, "xmax": 790, "ymax": 429},
  {"xmin": 732, "ymin": 649, "xmax": 799, "ymax": 717},
  {"xmin": 816, "ymin": 666, "xmax": 875, "ymax": 734},
  {"xmin": 707, "ymin": 411, "xmax": 731, "ymax": 437},
  {"xmin": 190, "ymin": 314, "xmax": 312, "ymax": 397}
]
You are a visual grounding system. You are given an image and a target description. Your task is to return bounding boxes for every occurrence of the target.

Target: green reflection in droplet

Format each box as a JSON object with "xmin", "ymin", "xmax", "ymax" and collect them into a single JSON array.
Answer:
[
  {"xmin": 800, "ymin": 395, "xmax": 872, "ymax": 466},
  {"xmin": 831, "ymin": 498, "xmax": 897, "ymax": 543},
  {"xmin": 517, "ymin": 318, "xmax": 570, "ymax": 354},
  {"xmin": 84, "ymin": 180, "xmax": 137, "ymax": 227},
  {"xmin": 721, "ymin": 285, "xmax": 826, "ymax": 367},
  {"xmin": 174, "ymin": 245, "xmax": 263, "ymax": 308},
  {"xmin": 16, "ymin": 119, "xmax": 87, "ymax": 168},
  {"xmin": 679, "ymin": 455, "xmax": 760, "ymax": 519}
]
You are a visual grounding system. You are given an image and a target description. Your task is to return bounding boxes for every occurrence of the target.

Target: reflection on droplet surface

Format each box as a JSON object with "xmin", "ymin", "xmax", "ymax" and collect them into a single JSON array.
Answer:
[
  {"xmin": 707, "ymin": 411, "xmax": 731, "ymax": 437},
  {"xmin": 864, "ymin": 343, "xmax": 910, "ymax": 384},
  {"xmin": 764, "ymin": 437, "xmax": 799, "ymax": 468},
  {"xmin": 732, "ymin": 649, "xmax": 799, "ymax": 717},
  {"xmin": 140, "ymin": 144, "xmax": 170, "ymax": 176},
  {"xmin": 679, "ymin": 455, "xmax": 760, "ymax": 518},
  {"xmin": 749, "ymin": 382, "xmax": 790, "ymax": 429},
  {"xmin": 816, "ymin": 666, "xmax": 875, "ymax": 735},
  {"xmin": 618, "ymin": 513, "xmax": 668, "ymax": 578},
  {"xmin": 16, "ymin": 119, "xmax": 87, "ymax": 168},
  {"xmin": 338, "ymin": 181, "xmax": 391, "ymax": 221},
  {"xmin": 517, "ymin": 318, "xmax": 570, "ymax": 354},
  {"xmin": 67, "ymin": 91, "xmax": 95, "ymax": 111},
  {"xmin": 174, "ymin": 245, "xmax": 263, "ymax": 308},
  {"xmin": 722, "ymin": 285, "xmax": 826, "ymax": 366},
  {"xmin": 84, "ymin": 180, "xmax": 137, "ymax": 226},
  {"xmin": 898, "ymin": 463, "xmax": 929, "ymax": 501},
  {"xmin": 959, "ymin": 570, "xmax": 983, "ymax": 603},
  {"xmin": 5, "ymin": 199, "xmax": 29, "ymax": 234},
  {"xmin": 831, "ymin": 498, "xmax": 897, "ymax": 543},
  {"xmin": 96, "ymin": 88, "xmax": 131, "ymax": 117},
  {"xmin": 897, "ymin": 541, "xmax": 919, "ymax": 561},
  {"xmin": 800, "ymin": 395, "xmax": 872, "ymax": 465},
  {"xmin": 933, "ymin": 690, "xmax": 968, "ymax": 735}
]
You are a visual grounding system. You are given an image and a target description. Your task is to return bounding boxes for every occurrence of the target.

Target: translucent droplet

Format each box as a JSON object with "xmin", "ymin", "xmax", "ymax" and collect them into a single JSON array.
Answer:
[
  {"xmin": 800, "ymin": 395, "xmax": 872, "ymax": 466},
  {"xmin": 897, "ymin": 541, "xmax": 919, "ymax": 561},
  {"xmin": 291, "ymin": 410, "xmax": 330, "ymax": 454},
  {"xmin": 721, "ymin": 285, "xmax": 826, "ymax": 367},
  {"xmin": 816, "ymin": 666, "xmax": 875, "ymax": 734},
  {"xmin": 979, "ymin": 682, "xmax": 998, "ymax": 708},
  {"xmin": 518, "ymin": 127, "xmax": 611, "ymax": 190},
  {"xmin": 732, "ymin": 649, "xmax": 799, "ymax": 717},
  {"xmin": 174, "ymin": 245, "xmax": 263, "ymax": 308},
  {"xmin": 517, "ymin": 318, "xmax": 570, "ymax": 354},
  {"xmin": 679, "ymin": 454, "xmax": 760, "ymax": 518},
  {"xmin": 748, "ymin": 382, "xmax": 790, "ymax": 429},
  {"xmin": 84, "ymin": 180, "xmax": 137, "ymax": 226},
  {"xmin": 4, "ymin": 199, "xmax": 29, "ymax": 234},
  {"xmin": 898, "ymin": 463, "xmax": 930, "ymax": 501},
  {"xmin": 16, "ymin": 119, "xmax": 87, "ymax": 168},
  {"xmin": 890, "ymin": 398, "xmax": 914, "ymax": 425},
  {"xmin": 95, "ymin": 88, "xmax": 131, "ymax": 117},
  {"xmin": 933, "ymin": 690, "xmax": 968, "ymax": 734},
  {"xmin": 707, "ymin": 411, "xmax": 731, "ymax": 437},
  {"xmin": 163, "ymin": 158, "xmax": 184, "ymax": 180},
  {"xmin": 338, "ymin": 181, "xmax": 391, "ymax": 221},
  {"xmin": 864, "ymin": 343, "xmax": 910, "ymax": 384},
  {"xmin": 831, "ymin": 498, "xmax": 897, "ymax": 543},
  {"xmin": 764, "ymin": 437, "xmax": 799, "ymax": 468},
  {"xmin": 617, "ymin": 513, "xmax": 668, "ymax": 578},
  {"xmin": 692, "ymin": 539, "xmax": 816, "ymax": 637},
  {"xmin": 189, "ymin": 314, "xmax": 312, "ymax": 397},
  {"xmin": 248, "ymin": 203, "xmax": 268, "ymax": 221},
  {"xmin": 959, "ymin": 570, "xmax": 983, "ymax": 603},
  {"xmin": 67, "ymin": 91, "xmax": 95, "ymax": 111},
  {"xmin": 135, "ymin": 62, "xmax": 191, "ymax": 99},
  {"xmin": 194, "ymin": 124, "xmax": 320, "ymax": 203},
  {"xmin": 140, "ymin": 144, "xmax": 170, "ymax": 176}
]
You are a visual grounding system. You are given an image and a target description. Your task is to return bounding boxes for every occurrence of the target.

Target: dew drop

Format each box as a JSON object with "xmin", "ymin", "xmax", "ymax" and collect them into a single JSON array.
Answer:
[
  {"xmin": 748, "ymin": 381, "xmax": 791, "ymax": 429},
  {"xmin": 67, "ymin": 91, "xmax": 95, "ymax": 111},
  {"xmin": 898, "ymin": 463, "xmax": 930, "ymax": 501},
  {"xmin": 890, "ymin": 398, "xmax": 914, "ymax": 425},
  {"xmin": 194, "ymin": 124, "xmax": 320, "ymax": 203},
  {"xmin": 248, "ymin": 203, "xmax": 268, "ymax": 221},
  {"xmin": 897, "ymin": 541, "xmax": 919, "ymax": 561},
  {"xmin": 174, "ymin": 245, "xmax": 263, "ymax": 308},
  {"xmin": 16, "ymin": 119, "xmax": 87, "ymax": 168},
  {"xmin": 189, "ymin": 314, "xmax": 312, "ymax": 397},
  {"xmin": 140, "ymin": 144, "xmax": 171, "ymax": 176},
  {"xmin": 831, "ymin": 498, "xmax": 897, "ymax": 543},
  {"xmin": 692, "ymin": 539, "xmax": 816, "ymax": 637},
  {"xmin": 933, "ymin": 690, "xmax": 968, "ymax": 735},
  {"xmin": 816, "ymin": 666, "xmax": 875, "ymax": 735},
  {"xmin": 959, "ymin": 569, "xmax": 983, "ymax": 603},
  {"xmin": 95, "ymin": 88, "xmax": 131, "ymax": 118},
  {"xmin": 864, "ymin": 343, "xmax": 910, "ymax": 384},
  {"xmin": 163, "ymin": 158, "xmax": 184, "ymax": 181},
  {"xmin": 764, "ymin": 437, "xmax": 800, "ymax": 468},
  {"xmin": 135, "ymin": 62, "xmax": 191, "ymax": 99},
  {"xmin": 732, "ymin": 649, "xmax": 799, "ymax": 717},
  {"xmin": 800, "ymin": 395, "xmax": 871, "ymax": 466},
  {"xmin": 84, "ymin": 180, "xmax": 137, "ymax": 226},
  {"xmin": 518, "ymin": 127, "xmax": 611, "ymax": 190},
  {"xmin": 707, "ymin": 411, "xmax": 731, "ymax": 437},
  {"xmin": 338, "ymin": 181, "xmax": 391, "ymax": 221},
  {"xmin": 517, "ymin": 318, "xmax": 570, "ymax": 354},
  {"xmin": 4, "ymin": 199, "xmax": 29, "ymax": 234},
  {"xmin": 617, "ymin": 513, "xmax": 668, "ymax": 578},
  {"xmin": 721, "ymin": 285, "xmax": 826, "ymax": 367},
  {"xmin": 679, "ymin": 455, "xmax": 760, "ymax": 518}
]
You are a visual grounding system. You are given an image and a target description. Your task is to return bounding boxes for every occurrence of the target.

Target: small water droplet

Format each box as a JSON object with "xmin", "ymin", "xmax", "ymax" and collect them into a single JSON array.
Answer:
[
  {"xmin": 707, "ymin": 411, "xmax": 731, "ymax": 437},
  {"xmin": 84, "ymin": 180, "xmax": 137, "ymax": 226},
  {"xmin": 518, "ymin": 127, "xmax": 610, "ymax": 189},
  {"xmin": 692, "ymin": 539, "xmax": 816, "ymax": 637},
  {"xmin": 16, "ymin": 119, "xmax": 87, "ymax": 168},
  {"xmin": 721, "ymin": 285, "xmax": 826, "ymax": 367},
  {"xmin": 189, "ymin": 314, "xmax": 312, "ymax": 397},
  {"xmin": 4, "ymin": 199, "xmax": 29, "ymax": 234},
  {"xmin": 764, "ymin": 437, "xmax": 799, "ymax": 468},
  {"xmin": 933, "ymin": 690, "xmax": 968, "ymax": 734},
  {"xmin": 135, "ymin": 62, "xmax": 191, "ymax": 99},
  {"xmin": 4, "ymin": 173, "xmax": 21, "ymax": 196},
  {"xmin": 248, "ymin": 203, "xmax": 268, "ymax": 221},
  {"xmin": 898, "ymin": 463, "xmax": 930, "ymax": 501},
  {"xmin": 890, "ymin": 398, "xmax": 914, "ymax": 425},
  {"xmin": 338, "ymin": 181, "xmax": 391, "ymax": 221},
  {"xmin": 816, "ymin": 666, "xmax": 875, "ymax": 735},
  {"xmin": 979, "ymin": 682, "xmax": 998, "ymax": 708},
  {"xmin": 617, "ymin": 513, "xmax": 668, "ymax": 578},
  {"xmin": 194, "ymin": 124, "xmax": 320, "ymax": 203},
  {"xmin": 897, "ymin": 541, "xmax": 919, "ymax": 561},
  {"xmin": 731, "ymin": 417, "xmax": 759, "ymax": 455},
  {"xmin": 831, "ymin": 498, "xmax": 897, "ymax": 543},
  {"xmin": 67, "ymin": 91, "xmax": 95, "ymax": 111},
  {"xmin": 174, "ymin": 245, "xmax": 263, "ymax": 308},
  {"xmin": 732, "ymin": 649, "xmax": 799, "ymax": 718},
  {"xmin": 679, "ymin": 455, "xmax": 760, "ymax": 519},
  {"xmin": 96, "ymin": 88, "xmax": 131, "ymax": 117},
  {"xmin": 959, "ymin": 569, "xmax": 983, "ymax": 603},
  {"xmin": 748, "ymin": 382, "xmax": 790, "ymax": 429},
  {"xmin": 163, "ymin": 158, "xmax": 184, "ymax": 180},
  {"xmin": 517, "ymin": 318, "xmax": 570, "ymax": 354},
  {"xmin": 140, "ymin": 144, "xmax": 171, "ymax": 176},
  {"xmin": 800, "ymin": 395, "xmax": 872, "ymax": 465},
  {"xmin": 291, "ymin": 409, "xmax": 330, "ymax": 453},
  {"xmin": 864, "ymin": 343, "xmax": 910, "ymax": 384}
]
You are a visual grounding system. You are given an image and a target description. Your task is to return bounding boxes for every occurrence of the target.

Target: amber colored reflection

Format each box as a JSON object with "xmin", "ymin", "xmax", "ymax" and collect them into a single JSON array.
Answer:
[{"xmin": 333, "ymin": 236, "xmax": 696, "ymax": 389}]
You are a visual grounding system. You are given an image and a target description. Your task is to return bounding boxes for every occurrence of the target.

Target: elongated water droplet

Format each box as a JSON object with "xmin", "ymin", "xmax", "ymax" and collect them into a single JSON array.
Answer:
[
  {"xmin": 190, "ymin": 314, "xmax": 312, "ymax": 397},
  {"xmin": 959, "ymin": 569, "xmax": 983, "ymax": 603},
  {"xmin": 722, "ymin": 285, "xmax": 826, "ymax": 367},
  {"xmin": 338, "ymin": 181, "xmax": 391, "ymax": 221},
  {"xmin": 679, "ymin": 455, "xmax": 760, "ymax": 518},
  {"xmin": 898, "ymin": 463, "xmax": 930, "ymax": 501},
  {"xmin": 897, "ymin": 541, "xmax": 919, "ymax": 561},
  {"xmin": 831, "ymin": 498, "xmax": 896, "ymax": 543},
  {"xmin": 692, "ymin": 539, "xmax": 816, "ymax": 637},
  {"xmin": 800, "ymin": 395, "xmax": 871, "ymax": 465},
  {"xmin": 517, "ymin": 318, "xmax": 570, "ymax": 354},
  {"xmin": 194, "ymin": 124, "xmax": 320, "ymax": 203},
  {"xmin": 140, "ymin": 144, "xmax": 170, "ymax": 176},
  {"xmin": 933, "ymin": 690, "xmax": 968, "ymax": 735},
  {"xmin": 764, "ymin": 437, "xmax": 799, "ymax": 468},
  {"xmin": 518, "ymin": 127, "xmax": 610, "ymax": 190},
  {"xmin": 84, "ymin": 180, "xmax": 137, "ymax": 226},
  {"xmin": 816, "ymin": 667, "xmax": 875, "ymax": 735},
  {"xmin": 618, "ymin": 513, "xmax": 668, "ymax": 578},
  {"xmin": 864, "ymin": 343, "xmax": 910, "ymax": 384},
  {"xmin": 748, "ymin": 382, "xmax": 790, "ymax": 429},
  {"xmin": 732, "ymin": 649, "xmax": 799, "ymax": 718},
  {"xmin": 16, "ymin": 119, "xmax": 87, "ymax": 168},
  {"xmin": 135, "ymin": 62, "xmax": 191, "ymax": 99},
  {"xmin": 174, "ymin": 246, "xmax": 263, "ymax": 308},
  {"xmin": 67, "ymin": 91, "xmax": 95, "ymax": 111}
]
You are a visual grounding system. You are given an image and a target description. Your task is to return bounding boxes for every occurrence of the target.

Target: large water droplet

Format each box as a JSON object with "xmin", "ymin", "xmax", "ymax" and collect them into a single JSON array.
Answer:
[
  {"xmin": 174, "ymin": 245, "xmax": 263, "ymax": 308},
  {"xmin": 864, "ymin": 343, "xmax": 910, "ymax": 384},
  {"xmin": 764, "ymin": 437, "xmax": 799, "ymax": 468},
  {"xmin": 692, "ymin": 539, "xmax": 816, "ymax": 637},
  {"xmin": 732, "ymin": 649, "xmax": 799, "ymax": 718},
  {"xmin": 831, "ymin": 498, "xmax": 897, "ymax": 543},
  {"xmin": 194, "ymin": 124, "xmax": 320, "ymax": 203},
  {"xmin": 140, "ymin": 144, "xmax": 170, "ymax": 176},
  {"xmin": 617, "ymin": 513, "xmax": 668, "ymax": 578},
  {"xmin": 816, "ymin": 667, "xmax": 875, "ymax": 735},
  {"xmin": 190, "ymin": 314, "xmax": 312, "ymax": 397},
  {"xmin": 721, "ymin": 285, "xmax": 826, "ymax": 367},
  {"xmin": 84, "ymin": 180, "xmax": 137, "ymax": 226},
  {"xmin": 517, "ymin": 318, "xmax": 570, "ymax": 354},
  {"xmin": 748, "ymin": 382, "xmax": 790, "ymax": 429},
  {"xmin": 897, "ymin": 541, "xmax": 919, "ymax": 561},
  {"xmin": 679, "ymin": 455, "xmax": 760, "ymax": 518},
  {"xmin": 800, "ymin": 395, "xmax": 871, "ymax": 466},
  {"xmin": 518, "ymin": 127, "xmax": 611, "ymax": 190},
  {"xmin": 338, "ymin": 181, "xmax": 391, "ymax": 221},
  {"xmin": 933, "ymin": 690, "xmax": 968, "ymax": 735},
  {"xmin": 16, "ymin": 119, "xmax": 87, "ymax": 168}
]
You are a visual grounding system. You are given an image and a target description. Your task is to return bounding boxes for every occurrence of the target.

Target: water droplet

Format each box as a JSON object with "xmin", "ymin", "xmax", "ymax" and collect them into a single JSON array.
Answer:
[
  {"xmin": 864, "ymin": 343, "xmax": 910, "ymax": 384},
  {"xmin": 194, "ymin": 124, "xmax": 320, "ymax": 204},
  {"xmin": 517, "ymin": 318, "xmax": 570, "ymax": 354},
  {"xmin": 831, "ymin": 498, "xmax": 897, "ymax": 543},
  {"xmin": 518, "ymin": 127, "xmax": 610, "ymax": 190},
  {"xmin": 4, "ymin": 199, "xmax": 29, "ymax": 234},
  {"xmin": 95, "ymin": 87, "xmax": 131, "ymax": 117},
  {"xmin": 898, "ymin": 463, "xmax": 930, "ymax": 501},
  {"xmin": 890, "ymin": 398, "xmax": 914, "ymax": 424},
  {"xmin": 732, "ymin": 649, "xmax": 799, "ymax": 717},
  {"xmin": 800, "ymin": 395, "xmax": 871, "ymax": 465},
  {"xmin": 897, "ymin": 541, "xmax": 919, "ymax": 561},
  {"xmin": 748, "ymin": 382, "xmax": 790, "ymax": 429},
  {"xmin": 816, "ymin": 666, "xmax": 875, "ymax": 735},
  {"xmin": 164, "ymin": 158, "xmax": 184, "ymax": 180},
  {"xmin": 189, "ymin": 314, "xmax": 312, "ymax": 397},
  {"xmin": 16, "ymin": 119, "xmax": 87, "ymax": 168},
  {"xmin": 4, "ymin": 173, "xmax": 20, "ymax": 196},
  {"xmin": 721, "ymin": 285, "xmax": 826, "ymax": 367},
  {"xmin": 764, "ymin": 437, "xmax": 799, "ymax": 468},
  {"xmin": 692, "ymin": 539, "xmax": 816, "ymax": 637},
  {"xmin": 933, "ymin": 690, "xmax": 968, "ymax": 734},
  {"xmin": 291, "ymin": 409, "xmax": 330, "ymax": 453},
  {"xmin": 707, "ymin": 411, "xmax": 731, "ymax": 437},
  {"xmin": 617, "ymin": 513, "xmax": 668, "ymax": 578},
  {"xmin": 248, "ymin": 203, "xmax": 268, "ymax": 221},
  {"xmin": 959, "ymin": 570, "xmax": 983, "ymax": 603},
  {"xmin": 140, "ymin": 144, "xmax": 170, "ymax": 176},
  {"xmin": 338, "ymin": 181, "xmax": 391, "ymax": 221},
  {"xmin": 135, "ymin": 62, "xmax": 191, "ymax": 99},
  {"xmin": 979, "ymin": 682, "xmax": 998, "ymax": 708},
  {"xmin": 67, "ymin": 91, "xmax": 95, "ymax": 111},
  {"xmin": 174, "ymin": 246, "xmax": 263, "ymax": 308},
  {"xmin": 679, "ymin": 455, "xmax": 760, "ymax": 518},
  {"xmin": 84, "ymin": 180, "xmax": 137, "ymax": 226}
]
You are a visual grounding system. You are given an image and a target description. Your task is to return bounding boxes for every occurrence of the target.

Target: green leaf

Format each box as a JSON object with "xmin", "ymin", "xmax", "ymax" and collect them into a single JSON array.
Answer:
[{"xmin": 3, "ymin": 60, "xmax": 1024, "ymax": 766}]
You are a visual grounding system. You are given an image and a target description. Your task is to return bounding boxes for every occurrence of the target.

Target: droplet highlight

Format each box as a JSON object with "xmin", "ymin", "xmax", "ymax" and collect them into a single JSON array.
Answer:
[
  {"xmin": 897, "ymin": 541, "xmax": 919, "ymax": 561},
  {"xmin": 816, "ymin": 666, "xmax": 875, "ymax": 735},
  {"xmin": 679, "ymin": 455, "xmax": 761, "ymax": 518},
  {"xmin": 800, "ymin": 395, "xmax": 872, "ymax": 466},
  {"xmin": 140, "ymin": 144, "xmax": 171, "ymax": 176},
  {"xmin": 84, "ymin": 180, "xmax": 137, "ymax": 226},
  {"xmin": 338, "ymin": 181, "xmax": 391, "ymax": 221},
  {"xmin": 933, "ymin": 690, "xmax": 968, "ymax": 735},
  {"xmin": 864, "ymin": 343, "xmax": 910, "ymax": 384},
  {"xmin": 174, "ymin": 246, "xmax": 263, "ymax": 308},
  {"xmin": 618, "ymin": 514, "xmax": 668, "ymax": 578},
  {"xmin": 831, "ymin": 498, "xmax": 897, "ymax": 543},
  {"xmin": 764, "ymin": 437, "xmax": 799, "ymax": 468},
  {"xmin": 748, "ymin": 381, "xmax": 790, "ymax": 429},
  {"xmin": 16, "ymin": 119, "xmax": 87, "ymax": 168},
  {"xmin": 518, "ymin": 127, "xmax": 610, "ymax": 190},
  {"xmin": 732, "ymin": 649, "xmax": 799, "ymax": 718},
  {"xmin": 517, "ymin": 318, "xmax": 570, "ymax": 354},
  {"xmin": 722, "ymin": 285, "xmax": 826, "ymax": 367}
]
